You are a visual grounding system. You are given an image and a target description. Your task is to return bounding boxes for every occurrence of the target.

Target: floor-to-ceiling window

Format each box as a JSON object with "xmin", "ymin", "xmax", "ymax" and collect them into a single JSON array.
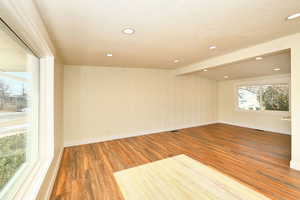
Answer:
[{"xmin": 0, "ymin": 19, "xmax": 39, "ymax": 199}]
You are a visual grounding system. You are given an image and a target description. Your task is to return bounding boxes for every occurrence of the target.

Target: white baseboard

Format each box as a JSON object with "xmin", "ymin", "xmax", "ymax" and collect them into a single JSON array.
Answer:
[
  {"xmin": 64, "ymin": 121, "xmax": 218, "ymax": 147},
  {"xmin": 218, "ymin": 121, "xmax": 291, "ymax": 135},
  {"xmin": 44, "ymin": 148, "xmax": 64, "ymax": 200},
  {"xmin": 64, "ymin": 120, "xmax": 290, "ymax": 147},
  {"xmin": 290, "ymin": 160, "xmax": 300, "ymax": 171}
]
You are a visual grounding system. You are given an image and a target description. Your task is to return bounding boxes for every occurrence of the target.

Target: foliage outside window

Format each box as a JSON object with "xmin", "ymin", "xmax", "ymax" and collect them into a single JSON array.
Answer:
[
  {"xmin": 237, "ymin": 83, "xmax": 289, "ymax": 112},
  {"xmin": 0, "ymin": 133, "xmax": 26, "ymax": 190}
]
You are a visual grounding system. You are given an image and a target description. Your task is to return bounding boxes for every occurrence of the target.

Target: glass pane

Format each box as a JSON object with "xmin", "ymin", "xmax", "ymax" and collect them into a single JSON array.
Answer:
[
  {"xmin": 238, "ymin": 86, "xmax": 261, "ymax": 111},
  {"xmin": 261, "ymin": 84, "xmax": 289, "ymax": 111},
  {"xmin": 0, "ymin": 21, "xmax": 39, "ymax": 192}
]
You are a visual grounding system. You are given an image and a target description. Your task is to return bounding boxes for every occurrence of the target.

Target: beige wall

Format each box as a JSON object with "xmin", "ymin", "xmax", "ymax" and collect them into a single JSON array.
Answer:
[
  {"xmin": 37, "ymin": 59, "xmax": 64, "ymax": 199},
  {"xmin": 217, "ymin": 74, "xmax": 291, "ymax": 134},
  {"xmin": 63, "ymin": 66, "xmax": 217, "ymax": 146}
]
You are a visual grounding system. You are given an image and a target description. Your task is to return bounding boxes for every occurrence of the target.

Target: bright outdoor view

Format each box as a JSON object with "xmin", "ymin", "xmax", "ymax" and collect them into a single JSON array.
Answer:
[
  {"xmin": 0, "ymin": 22, "xmax": 38, "ymax": 193},
  {"xmin": 238, "ymin": 84, "xmax": 289, "ymax": 112},
  {"xmin": 0, "ymin": 73, "xmax": 29, "ymax": 190}
]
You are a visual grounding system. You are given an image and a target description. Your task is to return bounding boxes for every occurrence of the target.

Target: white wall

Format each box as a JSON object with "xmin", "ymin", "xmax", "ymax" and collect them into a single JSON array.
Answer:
[
  {"xmin": 290, "ymin": 44, "xmax": 300, "ymax": 170},
  {"xmin": 217, "ymin": 74, "xmax": 291, "ymax": 134},
  {"xmin": 63, "ymin": 65, "xmax": 217, "ymax": 146}
]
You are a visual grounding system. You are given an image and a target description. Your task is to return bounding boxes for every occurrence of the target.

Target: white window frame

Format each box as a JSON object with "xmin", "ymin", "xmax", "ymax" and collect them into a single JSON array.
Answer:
[
  {"xmin": 0, "ymin": 1, "xmax": 56, "ymax": 199},
  {"xmin": 0, "ymin": 58, "xmax": 54, "ymax": 200},
  {"xmin": 234, "ymin": 75, "xmax": 291, "ymax": 115},
  {"xmin": 0, "ymin": 52, "xmax": 40, "ymax": 199},
  {"xmin": 11, "ymin": 57, "xmax": 54, "ymax": 200}
]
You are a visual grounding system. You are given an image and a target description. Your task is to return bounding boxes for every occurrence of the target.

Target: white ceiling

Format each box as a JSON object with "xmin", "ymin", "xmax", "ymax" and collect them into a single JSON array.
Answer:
[
  {"xmin": 196, "ymin": 51, "xmax": 291, "ymax": 81},
  {"xmin": 35, "ymin": 0, "xmax": 300, "ymax": 68}
]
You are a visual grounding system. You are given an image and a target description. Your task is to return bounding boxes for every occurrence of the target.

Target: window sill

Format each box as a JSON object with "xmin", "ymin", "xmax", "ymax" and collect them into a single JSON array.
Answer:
[
  {"xmin": 235, "ymin": 109, "xmax": 290, "ymax": 116},
  {"xmin": 1, "ymin": 157, "xmax": 53, "ymax": 200},
  {"xmin": 16, "ymin": 157, "xmax": 52, "ymax": 200}
]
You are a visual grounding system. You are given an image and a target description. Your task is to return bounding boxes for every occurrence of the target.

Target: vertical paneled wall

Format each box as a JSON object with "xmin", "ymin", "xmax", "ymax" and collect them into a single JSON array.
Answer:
[{"xmin": 63, "ymin": 66, "xmax": 217, "ymax": 146}]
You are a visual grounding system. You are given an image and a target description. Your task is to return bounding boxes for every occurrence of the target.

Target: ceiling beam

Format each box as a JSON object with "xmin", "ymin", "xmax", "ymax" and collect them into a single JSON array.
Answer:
[{"xmin": 175, "ymin": 33, "xmax": 300, "ymax": 75}]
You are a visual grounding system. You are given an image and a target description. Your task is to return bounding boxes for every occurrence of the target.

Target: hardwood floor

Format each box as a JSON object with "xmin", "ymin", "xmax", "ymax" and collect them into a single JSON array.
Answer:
[{"xmin": 50, "ymin": 123, "xmax": 300, "ymax": 200}]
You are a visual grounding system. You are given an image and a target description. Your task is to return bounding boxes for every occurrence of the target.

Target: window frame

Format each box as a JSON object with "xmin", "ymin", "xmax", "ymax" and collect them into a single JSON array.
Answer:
[
  {"xmin": 234, "ymin": 75, "xmax": 291, "ymax": 115},
  {"xmin": 0, "ymin": 57, "xmax": 54, "ymax": 200},
  {"xmin": 10, "ymin": 57, "xmax": 54, "ymax": 200},
  {"xmin": 0, "ymin": 55, "xmax": 40, "ymax": 199}
]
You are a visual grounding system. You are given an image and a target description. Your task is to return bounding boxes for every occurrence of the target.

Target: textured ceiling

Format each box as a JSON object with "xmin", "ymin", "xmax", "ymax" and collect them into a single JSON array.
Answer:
[
  {"xmin": 196, "ymin": 51, "xmax": 290, "ymax": 81},
  {"xmin": 35, "ymin": 0, "xmax": 300, "ymax": 68}
]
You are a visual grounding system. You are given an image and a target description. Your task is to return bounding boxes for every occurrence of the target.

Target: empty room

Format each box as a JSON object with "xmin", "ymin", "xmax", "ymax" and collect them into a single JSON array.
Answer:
[{"xmin": 0, "ymin": 0, "xmax": 300, "ymax": 200}]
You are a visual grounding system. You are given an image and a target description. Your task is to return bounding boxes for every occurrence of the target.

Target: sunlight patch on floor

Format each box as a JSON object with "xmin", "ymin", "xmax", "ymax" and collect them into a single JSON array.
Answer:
[{"xmin": 114, "ymin": 154, "xmax": 270, "ymax": 200}]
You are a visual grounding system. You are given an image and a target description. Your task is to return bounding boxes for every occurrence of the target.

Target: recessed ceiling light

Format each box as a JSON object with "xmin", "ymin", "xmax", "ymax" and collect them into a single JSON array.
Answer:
[
  {"xmin": 209, "ymin": 46, "xmax": 217, "ymax": 50},
  {"xmin": 106, "ymin": 53, "xmax": 113, "ymax": 57},
  {"xmin": 255, "ymin": 57, "xmax": 263, "ymax": 60},
  {"xmin": 203, "ymin": 69, "xmax": 208, "ymax": 72},
  {"xmin": 224, "ymin": 75, "xmax": 229, "ymax": 79},
  {"xmin": 174, "ymin": 59, "xmax": 179, "ymax": 63},
  {"xmin": 287, "ymin": 13, "xmax": 300, "ymax": 20},
  {"xmin": 122, "ymin": 28, "xmax": 135, "ymax": 35},
  {"xmin": 273, "ymin": 68, "xmax": 281, "ymax": 71}
]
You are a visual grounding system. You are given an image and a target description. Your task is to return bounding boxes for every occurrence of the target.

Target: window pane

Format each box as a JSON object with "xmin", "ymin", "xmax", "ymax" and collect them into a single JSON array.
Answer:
[
  {"xmin": 238, "ymin": 86, "xmax": 261, "ymax": 111},
  {"xmin": 0, "ymin": 133, "xmax": 25, "ymax": 190},
  {"xmin": 0, "ymin": 21, "xmax": 39, "ymax": 192},
  {"xmin": 261, "ymin": 84, "xmax": 289, "ymax": 111}
]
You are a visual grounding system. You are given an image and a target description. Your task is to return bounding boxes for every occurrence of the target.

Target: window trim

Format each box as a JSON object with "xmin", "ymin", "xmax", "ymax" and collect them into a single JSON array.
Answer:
[{"xmin": 234, "ymin": 75, "xmax": 291, "ymax": 115}]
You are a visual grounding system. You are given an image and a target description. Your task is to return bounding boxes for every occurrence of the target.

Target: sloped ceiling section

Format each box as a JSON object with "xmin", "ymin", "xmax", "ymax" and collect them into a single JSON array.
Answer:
[{"xmin": 35, "ymin": 0, "xmax": 300, "ymax": 68}]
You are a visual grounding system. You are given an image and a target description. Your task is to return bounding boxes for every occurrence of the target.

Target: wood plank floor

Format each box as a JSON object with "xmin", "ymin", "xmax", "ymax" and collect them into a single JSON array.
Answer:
[{"xmin": 50, "ymin": 123, "xmax": 300, "ymax": 200}]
